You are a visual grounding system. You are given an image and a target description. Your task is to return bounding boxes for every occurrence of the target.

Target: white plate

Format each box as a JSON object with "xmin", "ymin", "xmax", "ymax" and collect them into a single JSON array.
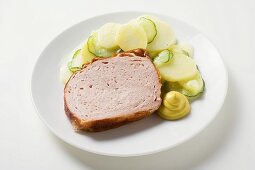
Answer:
[{"xmin": 31, "ymin": 12, "xmax": 228, "ymax": 157}]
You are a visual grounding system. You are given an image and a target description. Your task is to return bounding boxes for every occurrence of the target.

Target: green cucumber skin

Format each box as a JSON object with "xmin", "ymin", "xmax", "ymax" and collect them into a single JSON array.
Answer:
[
  {"xmin": 68, "ymin": 61, "xmax": 81, "ymax": 73},
  {"xmin": 73, "ymin": 49, "xmax": 81, "ymax": 58},
  {"xmin": 161, "ymin": 77, "xmax": 205, "ymax": 100},
  {"xmin": 87, "ymin": 34, "xmax": 98, "ymax": 56},
  {"xmin": 182, "ymin": 79, "xmax": 205, "ymax": 98},
  {"xmin": 68, "ymin": 49, "xmax": 82, "ymax": 73},
  {"xmin": 153, "ymin": 49, "xmax": 173, "ymax": 67},
  {"xmin": 70, "ymin": 67, "xmax": 81, "ymax": 73},
  {"xmin": 158, "ymin": 50, "xmax": 171, "ymax": 63},
  {"xmin": 87, "ymin": 33, "xmax": 121, "ymax": 57},
  {"xmin": 139, "ymin": 17, "xmax": 157, "ymax": 44},
  {"xmin": 182, "ymin": 50, "xmax": 190, "ymax": 57}
]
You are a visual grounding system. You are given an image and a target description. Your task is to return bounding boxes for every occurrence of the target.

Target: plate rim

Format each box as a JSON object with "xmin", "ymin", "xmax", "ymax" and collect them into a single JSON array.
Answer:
[{"xmin": 31, "ymin": 11, "xmax": 229, "ymax": 157}]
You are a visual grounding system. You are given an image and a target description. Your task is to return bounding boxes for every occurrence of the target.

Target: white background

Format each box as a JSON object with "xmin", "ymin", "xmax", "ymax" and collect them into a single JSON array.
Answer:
[{"xmin": 0, "ymin": 0, "xmax": 254, "ymax": 169}]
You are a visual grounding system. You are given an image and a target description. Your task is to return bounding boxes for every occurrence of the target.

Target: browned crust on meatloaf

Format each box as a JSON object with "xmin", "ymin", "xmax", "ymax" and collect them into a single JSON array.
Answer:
[
  {"xmin": 64, "ymin": 98, "xmax": 154, "ymax": 132},
  {"xmin": 82, "ymin": 48, "xmax": 150, "ymax": 69},
  {"xmin": 64, "ymin": 49, "xmax": 161, "ymax": 132}
]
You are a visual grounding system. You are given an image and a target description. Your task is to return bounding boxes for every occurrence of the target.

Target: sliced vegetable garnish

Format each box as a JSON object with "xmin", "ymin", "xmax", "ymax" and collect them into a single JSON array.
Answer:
[
  {"xmin": 182, "ymin": 50, "xmax": 190, "ymax": 57},
  {"xmin": 138, "ymin": 17, "xmax": 157, "ymax": 44},
  {"xmin": 68, "ymin": 49, "xmax": 83, "ymax": 73},
  {"xmin": 81, "ymin": 42, "xmax": 96, "ymax": 63},
  {"xmin": 153, "ymin": 49, "xmax": 173, "ymax": 67},
  {"xmin": 179, "ymin": 43, "xmax": 194, "ymax": 57},
  {"xmin": 169, "ymin": 43, "xmax": 194, "ymax": 57},
  {"xmin": 156, "ymin": 53, "xmax": 198, "ymax": 82},
  {"xmin": 88, "ymin": 32, "xmax": 120, "ymax": 57},
  {"xmin": 87, "ymin": 33, "xmax": 98, "ymax": 56},
  {"xmin": 116, "ymin": 23, "xmax": 147, "ymax": 51},
  {"xmin": 147, "ymin": 19, "xmax": 176, "ymax": 52},
  {"xmin": 73, "ymin": 49, "xmax": 81, "ymax": 58},
  {"xmin": 179, "ymin": 72, "xmax": 205, "ymax": 97},
  {"xmin": 97, "ymin": 23, "xmax": 120, "ymax": 49},
  {"xmin": 162, "ymin": 71, "xmax": 205, "ymax": 98},
  {"xmin": 68, "ymin": 62, "xmax": 81, "ymax": 73}
]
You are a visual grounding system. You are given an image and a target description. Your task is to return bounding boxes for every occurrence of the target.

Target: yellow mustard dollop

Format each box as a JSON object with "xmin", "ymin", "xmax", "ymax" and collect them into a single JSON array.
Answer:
[{"xmin": 158, "ymin": 91, "xmax": 190, "ymax": 120}]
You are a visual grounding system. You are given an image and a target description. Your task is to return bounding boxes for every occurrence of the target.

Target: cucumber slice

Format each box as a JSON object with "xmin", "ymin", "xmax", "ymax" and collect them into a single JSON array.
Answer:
[
  {"xmin": 157, "ymin": 53, "xmax": 198, "ymax": 82},
  {"xmin": 87, "ymin": 32, "xmax": 109, "ymax": 57},
  {"xmin": 147, "ymin": 19, "xmax": 176, "ymax": 51},
  {"xmin": 87, "ymin": 33, "xmax": 98, "ymax": 56},
  {"xmin": 116, "ymin": 23, "xmax": 147, "ymax": 51},
  {"xmin": 162, "ymin": 72, "xmax": 205, "ymax": 98},
  {"xmin": 97, "ymin": 23, "xmax": 121, "ymax": 49},
  {"xmin": 162, "ymin": 81, "xmax": 192, "ymax": 98},
  {"xmin": 71, "ymin": 49, "xmax": 82, "ymax": 67},
  {"xmin": 68, "ymin": 61, "xmax": 81, "ymax": 72},
  {"xmin": 68, "ymin": 49, "xmax": 83, "ymax": 73},
  {"xmin": 81, "ymin": 41, "xmax": 96, "ymax": 63},
  {"xmin": 88, "ymin": 32, "xmax": 119, "ymax": 57},
  {"xmin": 153, "ymin": 49, "xmax": 173, "ymax": 67},
  {"xmin": 138, "ymin": 17, "xmax": 157, "ymax": 44},
  {"xmin": 179, "ymin": 43, "xmax": 194, "ymax": 57},
  {"xmin": 73, "ymin": 49, "xmax": 81, "ymax": 57},
  {"xmin": 169, "ymin": 43, "xmax": 194, "ymax": 57},
  {"xmin": 179, "ymin": 72, "xmax": 205, "ymax": 97}
]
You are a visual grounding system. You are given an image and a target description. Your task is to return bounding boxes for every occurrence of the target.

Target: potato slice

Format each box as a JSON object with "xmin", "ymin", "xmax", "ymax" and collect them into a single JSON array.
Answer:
[
  {"xmin": 97, "ymin": 23, "xmax": 121, "ymax": 49},
  {"xmin": 147, "ymin": 19, "xmax": 176, "ymax": 51},
  {"xmin": 117, "ymin": 23, "xmax": 147, "ymax": 51},
  {"xmin": 158, "ymin": 54, "xmax": 198, "ymax": 82}
]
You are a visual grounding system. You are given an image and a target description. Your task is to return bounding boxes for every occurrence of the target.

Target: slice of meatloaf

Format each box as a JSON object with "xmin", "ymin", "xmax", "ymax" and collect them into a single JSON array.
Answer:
[{"xmin": 64, "ymin": 49, "xmax": 162, "ymax": 132}]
